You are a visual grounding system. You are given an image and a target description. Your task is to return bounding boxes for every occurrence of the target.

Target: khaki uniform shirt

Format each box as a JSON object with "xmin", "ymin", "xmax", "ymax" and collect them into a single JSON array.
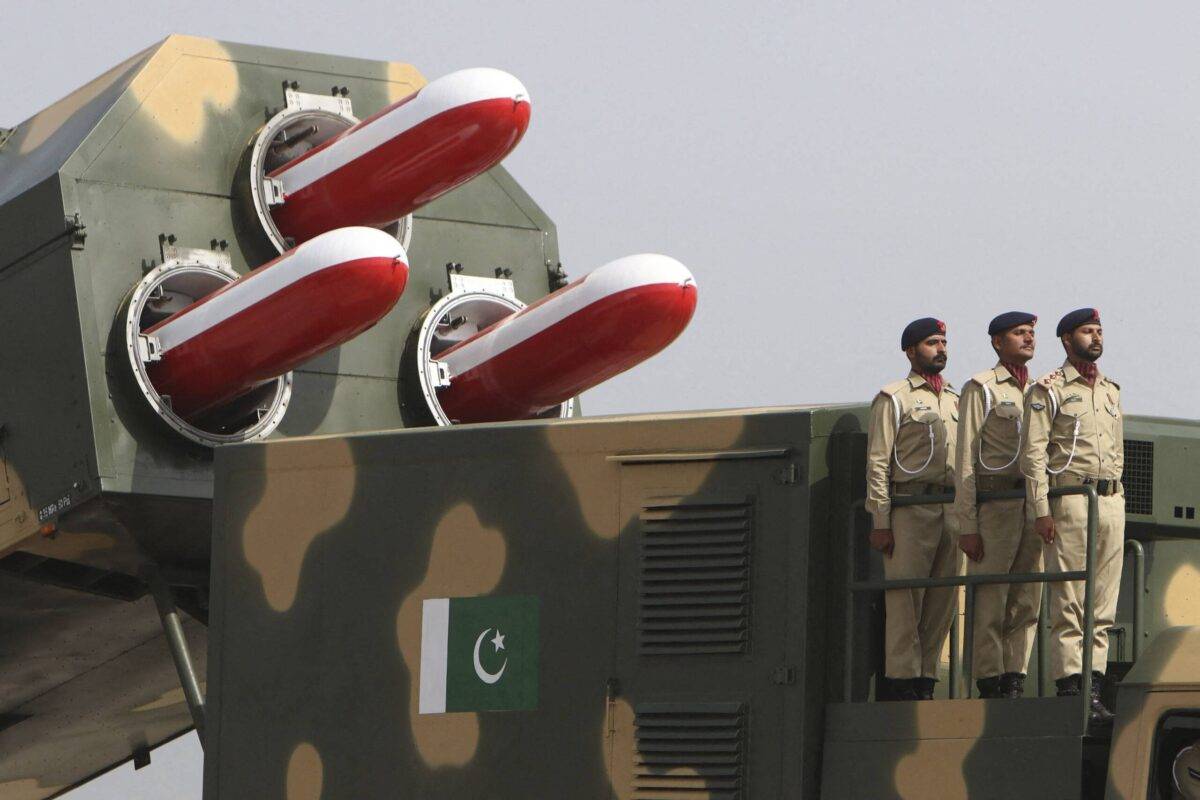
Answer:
[
  {"xmin": 954, "ymin": 363, "xmax": 1028, "ymax": 535},
  {"xmin": 1020, "ymin": 360, "xmax": 1123, "ymax": 518},
  {"xmin": 866, "ymin": 371, "xmax": 959, "ymax": 529}
]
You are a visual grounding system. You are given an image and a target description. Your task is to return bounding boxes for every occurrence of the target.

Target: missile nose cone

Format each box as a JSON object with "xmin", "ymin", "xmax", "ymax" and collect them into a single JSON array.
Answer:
[
  {"xmin": 433, "ymin": 253, "xmax": 698, "ymax": 425},
  {"xmin": 144, "ymin": 227, "xmax": 409, "ymax": 420},
  {"xmin": 268, "ymin": 68, "xmax": 533, "ymax": 245}
]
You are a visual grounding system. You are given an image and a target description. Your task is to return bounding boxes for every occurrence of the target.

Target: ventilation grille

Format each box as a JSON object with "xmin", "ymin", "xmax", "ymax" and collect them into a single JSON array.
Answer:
[
  {"xmin": 638, "ymin": 495, "xmax": 753, "ymax": 656},
  {"xmin": 632, "ymin": 702, "xmax": 746, "ymax": 799},
  {"xmin": 1122, "ymin": 439, "xmax": 1154, "ymax": 516}
]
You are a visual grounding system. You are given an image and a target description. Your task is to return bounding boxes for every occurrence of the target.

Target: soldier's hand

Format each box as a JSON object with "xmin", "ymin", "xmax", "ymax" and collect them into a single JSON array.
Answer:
[
  {"xmin": 1035, "ymin": 515, "xmax": 1056, "ymax": 544},
  {"xmin": 959, "ymin": 533, "xmax": 984, "ymax": 562},
  {"xmin": 869, "ymin": 528, "xmax": 894, "ymax": 558}
]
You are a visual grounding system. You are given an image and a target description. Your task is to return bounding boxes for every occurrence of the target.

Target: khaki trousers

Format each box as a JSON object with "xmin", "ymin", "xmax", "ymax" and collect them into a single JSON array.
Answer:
[
  {"xmin": 884, "ymin": 503, "xmax": 962, "ymax": 679},
  {"xmin": 1045, "ymin": 492, "xmax": 1124, "ymax": 679},
  {"xmin": 968, "ymin": 498, "xmax": 1043, "ymax": 679}
]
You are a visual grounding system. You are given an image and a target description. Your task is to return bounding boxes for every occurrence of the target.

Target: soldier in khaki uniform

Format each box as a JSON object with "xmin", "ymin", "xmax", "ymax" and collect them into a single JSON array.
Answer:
[
  {"xmin": 954, "ymin": 311, "xmax": 1042, "ymax": 699},
  {"xmin": 866, "ymin": 317, "xmax": 961, "ymax": 701},
  {"xmin": 1021, "ymin": 308, "xmax": 1123, "ymax": 724}
]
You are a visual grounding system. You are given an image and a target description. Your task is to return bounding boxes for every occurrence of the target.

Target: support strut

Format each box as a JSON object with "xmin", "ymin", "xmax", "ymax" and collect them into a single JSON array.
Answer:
[{"xmin": 146, "ymin": 568, "xmax": 207, "ymax": 749}]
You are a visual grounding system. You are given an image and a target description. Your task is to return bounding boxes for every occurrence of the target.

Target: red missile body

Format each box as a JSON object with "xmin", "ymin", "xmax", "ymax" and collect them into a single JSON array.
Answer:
[
  {"xmin": 268, "ymin": 68, "xmax": 531, "ymax": 244},
  {"xmin": 145, "ymin": 227, "xmax": 408, "ymax": 419},
  {"xmin": 435, "ymin": 255, "xmax": 697, "ymax": 424}
]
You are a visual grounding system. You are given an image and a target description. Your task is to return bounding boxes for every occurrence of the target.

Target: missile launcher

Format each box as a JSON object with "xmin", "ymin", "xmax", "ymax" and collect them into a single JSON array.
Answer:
[{"xmin": 0, "ymin": 35, "xmax": 694, "ymax": 796}]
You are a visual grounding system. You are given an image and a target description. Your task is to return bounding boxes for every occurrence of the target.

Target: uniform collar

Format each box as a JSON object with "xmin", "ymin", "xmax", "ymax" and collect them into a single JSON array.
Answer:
[
  {"xmin": 993, "ymin": 362, "xmax": 1015, "ymax": 384},
  {"xmin": 1061, "ymin": 358, "xmax": 1104, "ymax": 385},
  {"xmin": 907, "ymin": 370, "xmax": 950, "ymax": 392}
]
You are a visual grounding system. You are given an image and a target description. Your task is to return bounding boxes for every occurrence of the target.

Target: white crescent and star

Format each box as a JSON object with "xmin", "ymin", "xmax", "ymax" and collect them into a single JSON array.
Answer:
[{"xmin": 473, "ymin": 628, "xmax": 508, "ymax": 684}]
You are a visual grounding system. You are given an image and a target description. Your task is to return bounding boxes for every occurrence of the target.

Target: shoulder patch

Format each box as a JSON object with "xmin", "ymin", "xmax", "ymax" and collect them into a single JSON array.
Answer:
[
  {"xmin": 1037, "ymin": 368, "xmax": 1064, "ymax": 388},
  {"xmin": 878, "ymin": 379, "xmax": 908, "ymax": 397},
  {"xmin": 970, "ymin": 369, "xmax": 996, "ymax": 386}
]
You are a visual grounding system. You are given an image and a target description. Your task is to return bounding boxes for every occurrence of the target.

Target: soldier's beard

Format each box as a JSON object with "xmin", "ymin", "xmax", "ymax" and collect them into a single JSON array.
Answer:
[
  {"xmin": 917, "ymin": 355, "xmax": 947, "ymax": 374},
  {"xmin": 1069, "ymin": 340, "xmax": 1102, "ymax": 363}
]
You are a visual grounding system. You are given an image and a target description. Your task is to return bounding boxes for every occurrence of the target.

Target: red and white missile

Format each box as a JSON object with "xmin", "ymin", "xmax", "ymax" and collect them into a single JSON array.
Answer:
[
  {"xmin": 144, "ymin": 227, "xmax": 409, "ymax": 419},
  {"xmin": 268, "ymin": 68, "xmax": 532, "ymax": 245},
  {"xmin": 435, "ymin": 255, "xmax": 697, "ymax": 424}
]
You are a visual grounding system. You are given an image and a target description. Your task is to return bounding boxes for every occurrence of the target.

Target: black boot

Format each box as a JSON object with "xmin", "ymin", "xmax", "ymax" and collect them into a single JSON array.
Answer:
[
  {"xmin": 1055, "ymin": 673, "xmax": 1081, "ymax": 696},
  {"xmin": 999, "ymin": 672, "xmax": 1026, "ymax": 699},
  {"xmin": 885, "ymin": 678, "xmax": 919, "ymax": 701},
  {"xmin": 1056, "ymin": 673, "xmax": 1114, "ymax": 726},
  {"xmin": 1089, "ymin": 672, "xmax": 1114, "ymax": 726},
  {"xmin": 914, "ymin": 677, "xmax": 936, "ymax": 700},
  {"xmin": 975, "ymin": 676, "xmax": 1003, "ymax": 699}
]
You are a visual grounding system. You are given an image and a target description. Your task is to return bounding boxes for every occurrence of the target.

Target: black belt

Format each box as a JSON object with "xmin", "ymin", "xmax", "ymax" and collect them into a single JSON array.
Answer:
[
  {"xmin": 892, "ymin": 482, "xmax": 954, "ymax": 496},
  {"xmin": 1086, "ymin": 478, "xmax": 1121, "ymax": 497},
  {"xmin": 1053, "ymin": 475, "xmax": 1121, "ymax": 496},
  {"xmin": 976, "ymin": 475, "xmax": 1023, "ymax": 492}
]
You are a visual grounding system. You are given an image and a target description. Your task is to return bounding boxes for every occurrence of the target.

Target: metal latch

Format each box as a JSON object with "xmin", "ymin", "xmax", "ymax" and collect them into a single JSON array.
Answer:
[
  {"xmin": 265, "ymin": 177, "xmax": 286, "ymax": 206},
  {"xmin": 771, "ymin": 665, "xmax": 797, "ymax": 685},
  {"xmin": 138, "ymin": 334, "xmax": 163, "ymax": 363},
  {"xmin": 429, "ymin": 361, "xmax": 451, "ymax": 388},
  {"xmin": 774, "ymin": 463, "xmax": 800, "ymax": 485}
]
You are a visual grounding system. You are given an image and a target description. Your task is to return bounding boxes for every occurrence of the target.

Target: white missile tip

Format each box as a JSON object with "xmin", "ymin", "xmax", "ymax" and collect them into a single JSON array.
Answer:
[
  {"xmin": 300, "ymin": 226, "xmax": 409, "ymax": 264},
  {"xmin": 589, "ymin": 254, "xmax": 696, "ymax": 291},
  {"xmin": 430, "ymin": 67, "xmax": 531, "ymax": 108}
]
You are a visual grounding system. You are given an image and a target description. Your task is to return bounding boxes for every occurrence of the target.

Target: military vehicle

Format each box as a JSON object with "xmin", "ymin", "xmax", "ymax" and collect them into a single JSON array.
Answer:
[{"xmin": 2, "ymin": 35, "xmax": 1199, "ymax": 800}]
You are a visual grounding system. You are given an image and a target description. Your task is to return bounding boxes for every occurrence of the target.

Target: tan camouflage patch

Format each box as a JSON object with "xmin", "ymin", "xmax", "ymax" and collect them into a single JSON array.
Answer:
[
  {"xmin": 285, "ymin": 742, "xmax": 323, "ymax": 800},
  {"xmin": 131, "ymin": 683, "xmax": 208, "ymax": 714},
  {"xmin": 385, "ymin": 62, "xmax": 426, "ymax": 103},
  {"xmin": 1161, "ymin": 563, "xmax": 1200, "ymax": 626},
  {"xmin": 0, "ymin": 779, "xmax": 63, "ymax": 800},
  {"xmin": 129, "ymin": 38, "xmax": 237, "ymax": 145},
  {"xmin": 395, "ymin": 502, "xmax": 507, "ymax": 766},
  {"xmin": 242, "ymin": 438, "xmax": 356, "ymax": 612},
  {"xmin": 892, "ymin": 702, "xmax": 985, "ymax": 797}
]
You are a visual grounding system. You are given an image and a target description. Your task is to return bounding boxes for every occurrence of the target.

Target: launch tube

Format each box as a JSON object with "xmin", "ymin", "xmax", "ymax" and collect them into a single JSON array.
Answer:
[
  {"xmin": 144, "ymin": 227, "xmax": 409, "ymax": 419},
  {"xmin": 435, "ymin": 254, "xmax": 697, "ymax": 424},
  {"xmin": 268, "ymin": 68, "xmax": 531, "ymax": 244}
]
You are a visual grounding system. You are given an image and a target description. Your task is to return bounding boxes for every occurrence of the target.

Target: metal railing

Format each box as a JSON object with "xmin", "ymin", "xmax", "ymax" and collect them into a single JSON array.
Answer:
[{"xmin": 843, "ymin": 484, "xmax": 1100, "ymax": 729}]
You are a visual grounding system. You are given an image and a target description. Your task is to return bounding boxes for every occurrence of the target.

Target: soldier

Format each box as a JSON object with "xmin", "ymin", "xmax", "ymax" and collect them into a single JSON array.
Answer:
[
  {"xmin": 1021, "ymin": 308, "xmax": 1123, "ymax": 724},
  {"xmin": 866, "ymin": 317, "xmax": 960, "ymax": 701},
  {"xmin": 954, "ymin": 311, "xmax": 1042, "ymax": 699}
]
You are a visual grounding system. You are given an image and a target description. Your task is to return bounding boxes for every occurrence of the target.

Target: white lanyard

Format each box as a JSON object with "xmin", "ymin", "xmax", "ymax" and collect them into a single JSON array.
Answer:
[
  {"xmin": 1043, "ymin": 387, "xmax": 1080, "ymax": 475},
  {"xmin": 977, "ymin": 384, "xmax": 1022, "ymax": 471},
  {"xmin": 890, "ymin": 394, "xmax": 937, "ymax": 475}
]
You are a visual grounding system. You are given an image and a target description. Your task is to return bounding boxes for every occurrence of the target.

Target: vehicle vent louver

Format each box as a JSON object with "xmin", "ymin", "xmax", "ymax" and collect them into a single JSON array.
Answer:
[
  {"xmin": 632, "ymin": 702, "xmax": 747, "ymax": 799},
  {"xmin": 638, "ymin": 495, "xmax": 752, "ymax": 656},
  {"xmin": 1122, "ymin": 439, "xmax": 1154, "ymax": 516}
]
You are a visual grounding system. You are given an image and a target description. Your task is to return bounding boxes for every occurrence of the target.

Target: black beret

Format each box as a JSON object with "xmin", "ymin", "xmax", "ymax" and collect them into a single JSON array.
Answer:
[
  {"xmin": 1056, "ymin": 308, "xmax": 1101, "ymax": 337},
  {"xmin": 901, "ymin": 317, "xmax": 946, "ymax": 349},
  {"xmin": 988, "ymin": 311, "xmax": 1037, "ymax": 336}
]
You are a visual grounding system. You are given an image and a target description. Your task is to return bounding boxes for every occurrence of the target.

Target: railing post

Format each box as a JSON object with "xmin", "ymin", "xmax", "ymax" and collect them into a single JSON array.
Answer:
[
  {"xmin": 844, "ymin": 501, "xmax": 860, "ymax": 702},
  {"xmin": 949, "ymin": 607, "xmax": 961, "ymax": 699},
  {"xmin": 962, "ymin": 585, "xmax": 976, "ymax": 698},
  {"xmin": 1080, "ymin": 485, "xmax": 1099, "ymax": 730},
  {"xmin": 1125, "ymin": 539, "xmax": 1146, "ymax": 662},
  {"xmin": 1037, "ymin": 583, "xmax": 1049, "ymax": 698}
]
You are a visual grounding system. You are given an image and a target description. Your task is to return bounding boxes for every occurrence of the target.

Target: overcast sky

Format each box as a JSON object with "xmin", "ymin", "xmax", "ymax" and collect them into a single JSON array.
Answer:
[{"xmin": 5, "ymin": 1, "xmax": 1199, "ymax": 796}]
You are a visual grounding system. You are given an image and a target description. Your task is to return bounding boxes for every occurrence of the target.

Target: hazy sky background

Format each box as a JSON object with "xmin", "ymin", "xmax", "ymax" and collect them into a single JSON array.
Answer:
[{"xmin": 3, "ymin": 1, "xmax": 1198, "ymax": 796}]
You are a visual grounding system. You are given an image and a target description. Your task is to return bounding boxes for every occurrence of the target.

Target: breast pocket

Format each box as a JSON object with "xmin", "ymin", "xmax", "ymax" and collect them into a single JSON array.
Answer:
[{"xmin": 1052, "ymin": 407, "xmax": 1085, "ymax": 440}]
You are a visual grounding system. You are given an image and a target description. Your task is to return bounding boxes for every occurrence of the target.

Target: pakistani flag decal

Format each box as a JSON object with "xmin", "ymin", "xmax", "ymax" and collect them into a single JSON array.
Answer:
[{"xmin": 419, "ymin": 595, "xmax": 539, "ymax": 714}]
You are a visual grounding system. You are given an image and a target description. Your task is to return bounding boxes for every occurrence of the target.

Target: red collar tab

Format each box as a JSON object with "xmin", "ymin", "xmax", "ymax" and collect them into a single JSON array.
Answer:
[
  {"xmin": 1069, "ymin": 358, "xmax": 1098, "ymax": 386},
  {"xmin": 1001, "ymin": 362, "xmax": 1028, "ymax": 390}
]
